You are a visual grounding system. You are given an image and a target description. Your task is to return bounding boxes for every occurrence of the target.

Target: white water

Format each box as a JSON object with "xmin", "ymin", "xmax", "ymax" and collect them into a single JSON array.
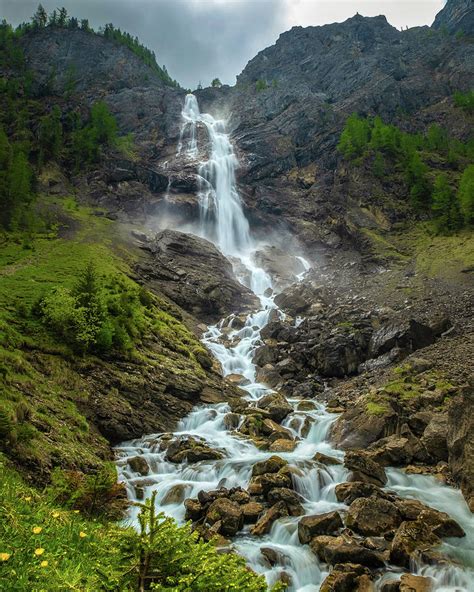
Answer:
[{"xmin": 116, "ymin": 94, "xmax": 474, "ymax": 591}]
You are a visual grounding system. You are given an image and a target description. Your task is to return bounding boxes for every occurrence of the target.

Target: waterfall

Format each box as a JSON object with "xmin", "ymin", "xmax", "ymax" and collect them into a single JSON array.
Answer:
[
  {"xmin": 115, "ymin": 95, "xmax": 474, "ymax": 592},
  {"xmin": 178, "ymin": 94, "xmax": 251, "ymax": 256}
]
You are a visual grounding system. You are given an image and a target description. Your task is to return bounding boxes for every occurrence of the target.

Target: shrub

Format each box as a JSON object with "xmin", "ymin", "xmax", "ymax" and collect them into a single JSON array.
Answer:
[
  {"xmin": 458, "ymin": 164, "xmax": 474, "ymax": 225},
  {"xmin": 432, "ymin": 173, "xmax": 462, "ymax": 232},
  {"xmin": 454, "ymin": 90, "xmax": 474, "ymax": 114}
]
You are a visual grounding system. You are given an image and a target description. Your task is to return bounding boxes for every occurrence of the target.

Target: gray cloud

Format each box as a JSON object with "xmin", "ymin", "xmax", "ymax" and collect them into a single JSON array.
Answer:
[{"xmin": 1, "ymin": 0, "xmax": 444, "ymax": 88}]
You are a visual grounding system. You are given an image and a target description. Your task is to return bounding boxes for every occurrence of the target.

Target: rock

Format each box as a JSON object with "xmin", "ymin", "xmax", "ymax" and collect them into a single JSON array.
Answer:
[
  {"xmin": 260, "ymin": 471, "xmax": 293, "ymax": 495},
  {"xmin": 241, "ymin": 501, "xmax": 264, "ymax": 523},
  {"xmin": 260, "ymin": 547, "xmax": 281, "ymax": 566},
  {"xmin": 269, "ymin": 439, "xmax": 297, "ymax": 452},
  {"xmin": 251, "ymin": 502, "xmax": 289, "ymax": 536},
  {"xmin": 223, "ymin": 412, "xmax": 241, "ymax": 430},
  {"xmin": 251, "ymin": 455, "xmax": 288, "ymax": 476},
  {"xmin": 128, "ymin": 456, "xmax": 149, "ymax": 475},
  {"xmin": 346, "ymin": 497, "xmax": 402, "ymax": 536},
  {"xmin": 139, "ymin": 230, "xmax": 258, "ymax": 323},
  {"xmin": 313, "ymin": 452, "xmax": 342, "ymax": 465},
  {"xmin": 344, "ymin": 450, "xmax": 387, "ymax": 486},
  {"xmin": 230, "ymin": 488, "xmax": 251, "ymax": 505},
  {"xmin": 418, "ymin": 508, "xmax": 465, "ymax": 538},
  {"xmin": 165, "ymin": 436, "xmax": 224, "ymax": 463},
  {"xmin": 256, "ymin": 364, "xmax": 282, "ymax": 388},
  {"xmin": 267, "ymin": 488, "xmax": 304, "ymax": 516},
  {"xmin": 184, "ymin": 498, "xmax": 203, "ymax": 521},
  {"xmin": 258, "ymin": 393, "xmax": 293, "ymax": 422},
  {"xmin": 390, "ymin": 520, "xmax": 441, "ymax": 568},
  {"xmin": 380, "ymin": 581, "xmax": 401, "ymax": 592},
  {"xmin": 310, "ymin": 535, "xmax": 384, "ymax": 567},
  {"xmin": 399, "ymin": 574, "xmax": 432, "ymax": 592},
  {"xmin": 447, "ymin": 388, "xmax": 474, "ymax": 511},
  {"xmin": 205, "ymin": 498, "xmax": 244, "ymax": 537},
  {"xmin": 421, "ymin": 414, "xmax": 449, "ymax": 462},
  {"xmin": 162, "ymin": 483, "xmax": 188, "ymax": 505},
  {"xmin": 335, "ymin": 481, "xmax": 385, "ymax": 504},
  {"xmin": 298, "ymin": 511, "xmax": 343, "ymax": 543},
  {"xmin": 273, "ymin": 282, "xmax": 318, "ymax": 315},
  {"xmin": 369, "ymin": 319, "xmax": 436, "ymax": 358},
  {"xmin": 226, "ymin": 373, "xmax": 250, "ymax": 386},
  {"xmin": 320, "ymin": 564, "xmax": 372, "ymax": 592},
  {"xmin": 368, "ymin": 431, "xmax": 422, "ymax": 467},
  {"xmin": 262, "ymin": 418, "xmax": 294, "ymax": 441}
]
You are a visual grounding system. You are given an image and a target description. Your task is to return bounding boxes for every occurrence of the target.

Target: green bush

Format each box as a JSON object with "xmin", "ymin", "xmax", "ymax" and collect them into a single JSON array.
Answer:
[
  {"xmin": 454, "ymin": 90, "xmax": 474, "ymax": 114},
  {"xmin": 458, "ymin": 164, "xmax": 474, "ymax": 225}
]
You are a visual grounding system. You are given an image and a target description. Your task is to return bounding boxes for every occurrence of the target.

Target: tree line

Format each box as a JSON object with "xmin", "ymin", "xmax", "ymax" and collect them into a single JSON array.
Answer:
[{"xmin": 338, "ymin": 110, "xmax": 474, "ymax": 232}]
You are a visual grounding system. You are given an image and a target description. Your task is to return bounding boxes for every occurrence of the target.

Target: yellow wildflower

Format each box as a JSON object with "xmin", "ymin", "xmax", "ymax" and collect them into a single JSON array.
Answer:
[
  {"xmin": 79, "ymin": 531, "xmax": 87, "ymax": 538},
  {"xmin": 73, "ymin": 510, "xmax": 80, "ymax": 514},
  {"xmin": 52, "ymin": 511, "xmax": 60, "ymax": 518},
  {"xmin": 24, "ymin": 496, "xmax": 32, "ymax": 502},
  {"xmin": 40, "ymin": 560, "xmax": 48, "ymax": 568},
  {"xmin": 0, "ymin": 553, "xmax": 11, "ymax": 562},
  {"xmin": 34, "ymin": 548, "xmax": 45, "ymax": 556},
  {"xmin": 32, "ymin": 526, "xmax": 42, "ymax": 534}
]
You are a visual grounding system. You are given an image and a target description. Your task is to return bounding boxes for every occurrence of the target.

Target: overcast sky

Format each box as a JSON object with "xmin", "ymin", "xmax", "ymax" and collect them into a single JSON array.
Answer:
[{"xmin": 2, "ymin": 0, "xmax": 446, "ymax": 88}]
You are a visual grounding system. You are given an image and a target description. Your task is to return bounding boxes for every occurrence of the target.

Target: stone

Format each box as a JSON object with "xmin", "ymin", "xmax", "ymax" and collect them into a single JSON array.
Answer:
[
  {"xmin": 298, "ymin": 511, "xmax": 343, "ymax": 544},
  {"xmin": 269, "ymin": 439, "xmax": 297, "ymax": 452},
  {"xmin": 230, "ymin": 489, "xmax": 251, "ymax": 505},
  {"xmin": 165, "ymin": 436, "xmax": 224, "ymax": 463},
  {"xmin": 258, "ymin": 393, "xmax": 293, "ymax": 422},
  {"xmin": 310, "ymin": 535, "xmax": 384, "ymax": 567},
  {"xmin": 128, "ymin": 456, "xmax": 149, "ymax": 475},
  {"xmin": 241, "ymin": 501, "xmax": 264, "ymax": 523},
  {"xmin": 262, "ymin": 418, "xmax": 294, "ymax": 441},
  {"xmin": 251, "ymin": 502, "xmax": 289, "ymax": 536},
  {"xmin": 421, "ymin": 414, "xmax": 449, "ymax": 462},
  {"xmin": 320, "ymin": 564, "xmax": 372, "ymax": 592},
  {"xmin": 346, "ymin": 497, "xmax": 402, "ymax": 536},
  {"xmin": 205, "ymin": 498, "xmax": 244, "ymax": 537},
  {"xmin": 251, "ymin": 455, "xmax": 288, "ymax": 476},
  {"xmin": 390, "ymin": 520, "xmax": 441, "ymax": 568},
  {"xmin": 313, "ymin": 452, "xmax": 342, "ymax": 465},
  {"xmin": 399, "ymin": 574, "xmax": 433, "ymax": 592},
  {"xmin": 162, "ymin": 483, "xmax": 188, "ymax": 505},
  {"xmin": 369, "ymin": 319, "xmax": 435, "ymax": 358},
  {"xmin": 184, "ymin": 498, "xmax": 203, "ymax": 521},
  {"xmin": 334, "ymin": 481, "xmax": 385, "ymax": 504},
  {"xmin": 223, "ymin": 412, "xmax": 241, "ymax": 429},
  {"xmin": 267, "ymin": 488, "xmax": 304, "ymax": 516},
  {"xmin": 260, "ymin": 471, "xmax": 292, "ymax": 495},
  {"xmin": 380, "ymin": 581, "xmax": 401, "ymax": 592},
  {"xmin": 344, "ymin": 450, "xmax": 387, "ymax": 486}
]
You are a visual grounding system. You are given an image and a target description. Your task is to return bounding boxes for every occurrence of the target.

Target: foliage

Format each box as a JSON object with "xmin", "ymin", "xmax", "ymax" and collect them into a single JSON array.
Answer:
[
  {"xmin": 255, "ymin": 79, "xmax": 268, "ymax": 92},
  {"xmin": 337, "ymin": 112, "xmax": 474, "ymax": 230},
  {"xmin": 454, "ymin": 90, "xmax": 474, "ymax": 115},
  {"xmin": 37, "ymin": 105, "xmax": 63, "ymax": 166},
  {"xmin": 458, "ymin": 164, "xmax": 474, "ymax": 225},
  {"xmin": 39, "ymin": 262, "xmax": 148, "ymax": 355},
  {"xmin": 211, "ymin": 78, "xmax": 222, "ymax": 88},
  {"xmin": 0, "ymin": 458, "xmax": 275, "ymax": 591}
]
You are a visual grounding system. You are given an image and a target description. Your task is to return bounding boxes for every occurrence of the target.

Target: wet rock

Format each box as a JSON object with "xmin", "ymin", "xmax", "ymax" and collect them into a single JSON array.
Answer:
[
  {"xmin": 311, "ymin": 535, "xmax": 384, "ymax": 567},
  {"xmin": 262, "ymin": 418, "xmax": 294, "ymax": 441},
  {"xmin": 269, "ymin": 439, "xmax": 297, "ymax": 452},
  {"xmin": 390, "ymin": 520, "xmax": 441, "ymax": 568},
  {"xmin": 344, "ymin": 450, "xmax": 387, "ymax": 486},
  {"xmin": 162, "ymin": 483, "xmax": 188, "ymax": 505},
  {"xmin": 165, "ymin": 436, "xmax": 224, "ymax": 463},
  {"xmin": 256, "ymin": 364, "xmax": 282, "ymax": 388},
  {"xmin": 260, "ymin": 546, "xmax": 281, "ymax": 566},
  {"xmin": 418, "ymin": 508, "xmax": 465, "ymax": 538},
  {"xmin": 380, "ymin": 581, "xmax": 401, "ymax": 592},
  {"xmin": 334, "ymin": 481, "xmax": 385, "ymax": 504},
  {"xmin": 346, "ymin": 497, "xmax": 402, "ymax": 536},
  {"xmin": 314, "ymin": 452, "xmax": 342, "ymax": 465},
  {"xmin": 128, "ymin": 456, "xmax": 149, "ymax": 475},
  {"xmin": 184, "ymin": 498, "xmax": 203, "ymax": 521},
  {"xmin": 369, "ymin": 319, "xmax": 436, "ymax": 358},
  {"xmin": 298, "ymin": 511, "xmax": 343, "ymax": 544},
  {"xmin": 226, "ymin": 373, "xmax": 250, "ymax": 386},
  {"xmin": 258, "ymin": 393, "xmax": 293, "ymax": 422},
  {"xmin": 368, "ymin": 430, "xmax": 422, "ymax": 467},
  {"xmin": 205, "ymin": 498, "xmax": 244, "ymax": 537},
  {"xmin": 253, "ymin": 246, "xmax": 307, "ymax": 291},
  {"xmin": 260, "ymin": 471, "xmax": 293, "ymax": 496},
  {"xmin": 230, "ymin": 489, "xmax": 251, "ymax": 505},
  {"xmin": 399, "ymin": 574, "xmax": 433, "ymax": 592},
  {"xmin": 251, "ymin": 455, "xmax": 288, "ymax": 476},
  {"xmin": 251, "ymin": 501, "xmax": 289, "ymax": 536},
  {"xmin": 223, "ymin": 412, "xmax": 241, "ymax": 430},
  {"xmin": 267, "ymin": 488, "xmax": 304, "ymax": 516},
  {"xmin": 242, "ymin": 501, "xmax": 264, "ymax": 523},
  {"xmin": 320, "ymin": 563, "xmax": 372, "ymax": 592},
  {"xmin": 274, "ymin": 282, "xmax": 320, "ymax": 316}
]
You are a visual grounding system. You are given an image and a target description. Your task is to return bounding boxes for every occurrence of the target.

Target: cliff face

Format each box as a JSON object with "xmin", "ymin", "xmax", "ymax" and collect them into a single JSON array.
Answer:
[{"xmin": 433, "ymin": 0, "xmax": 474, "ymax": 34}]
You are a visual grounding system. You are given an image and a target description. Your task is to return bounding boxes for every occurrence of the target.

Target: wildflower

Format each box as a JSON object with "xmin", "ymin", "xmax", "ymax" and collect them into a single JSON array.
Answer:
[
  {"xmin": 52, "ymin": 511, "xmax": 60, "ymax": 518},
  {"xmin": 73, "ymin": 510, "xmax": 79, "ymax": 514},
  {"xmin": 34, "ymin": 548, "xmax": 45, "ymax": 556},
  {"xmin": 32, "ymin": 526, "xmax": 42, "ymax": 534},
  {"xmin": 0, "ymin": 553, "xmax": 11, "ymax": 562},
  {"xmin": 40, "ymin": 560, "xmax": 48, "ymax": 568},
  {"xmin": 24, "ymin": 496, "xmax": 32, "ymax": 502},
  {"xmin": 79, "ymin": 531, "xmax": 87, "ymax": 538}
]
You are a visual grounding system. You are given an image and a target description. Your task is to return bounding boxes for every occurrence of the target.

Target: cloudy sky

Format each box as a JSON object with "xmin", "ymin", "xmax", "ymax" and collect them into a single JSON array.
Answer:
[{"xmin": 2, "ymin": 0, "xmax": 445, "ymax": 88}]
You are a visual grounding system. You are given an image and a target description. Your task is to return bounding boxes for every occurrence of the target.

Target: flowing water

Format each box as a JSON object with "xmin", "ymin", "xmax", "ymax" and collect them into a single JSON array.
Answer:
[{"xmin": 116, "ymin": 94, "xmax": 474, "ymax": 591}]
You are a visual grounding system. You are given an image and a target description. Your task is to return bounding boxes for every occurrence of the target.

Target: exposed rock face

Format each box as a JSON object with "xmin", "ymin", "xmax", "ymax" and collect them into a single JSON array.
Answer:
[
  {"xmin": 433, "ymin": 0, "xmax": 474, "ymax": 34},
  {"xmin": 346, "ymin": 497, "xmax": 402, "ymax": 536},
  {"xmin": 137, "ymin": 229, "xmax": 258, "ymax": 323}
]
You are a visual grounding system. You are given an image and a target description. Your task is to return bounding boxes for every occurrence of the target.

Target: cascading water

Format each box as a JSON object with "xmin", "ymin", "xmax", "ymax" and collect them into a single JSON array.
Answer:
[{"xmin": 116, "ymin": 94, "xmax": 474, "ymax": 592}]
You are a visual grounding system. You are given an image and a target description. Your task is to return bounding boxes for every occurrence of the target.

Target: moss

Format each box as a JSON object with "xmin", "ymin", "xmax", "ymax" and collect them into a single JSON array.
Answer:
[{"xmin": 366, "ymin": 399, "xmax": 390, "ymax": 416}]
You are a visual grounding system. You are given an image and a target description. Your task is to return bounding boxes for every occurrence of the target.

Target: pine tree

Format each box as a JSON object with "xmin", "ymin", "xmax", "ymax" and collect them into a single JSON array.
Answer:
[
  {"xmin": 32, "ymin": 4, "xmax": 48, "ymax": 28},
  {"xmin": 458, "ymin": 164, "xmax": 474, "ymax": 226},
  {"xmin": 80, "ymin": 19, "xmax": 90, "ymax": 32},
  {"xmin": 57, "ymin": 7, "xmax": 68, "ymax": 27},
  {"xmin": 337, "ymin": 113, "xmax": 371, "ymax": 159},
  {"xmin": 38, "ymin": 106, "xmax": 63, "ymax": 166},
  {"xmin": 211, "ymin": 78, "xmax": 222, "ymax": 88},
  {"xmin": 432, "ymin": 174, "xmax": 461, "ymax": 232},
  {"xmin": 48, "ymin": 10, "xmax": 57, "ymax": 26}
]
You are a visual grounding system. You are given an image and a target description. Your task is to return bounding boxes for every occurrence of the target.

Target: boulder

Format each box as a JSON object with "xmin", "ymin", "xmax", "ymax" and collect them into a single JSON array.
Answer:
[
  {"xmin": 251, "ymin": 502, "xmax": 289, "ymax": 536},
  {"xmin": 390, "ymin": 520, "xmax": 441, "ymax": 568},
  {"xmin": 251, "ymin": 455, "xmax": 288, "ymax": 476},
  {"xmin": 320, "ymin": 563, "xmax": 372, "ymax": 592},
  {"xmin": 262, "ymin": 418, "xmax": 294, "ymax": 441},
  {"xmin": 205, "ymin": 498, "xmax": 244, "ymax": 537},
  {"xmin": 128, "ymin": 456, "xmax": 149, "ymax": 476},
  {"xmin": 260, "ymin": 471, "xmax": 293, "ymax": 495},
  {"xmin": 344, "ymin": 451, "xmax": 387, "ymax": 486},
  {"xmin": 369, "ymin": 319, "xmax": 435, "ymax": 358},
  {"xmin": 241, "ymin": 501, "xmax": 264, "ymax": 523},
  {"xmin": 184, "ymin": 498, "xmax": 203, "ymax": 521},
  {"xmin": 380, "ymin": 581, "xmax": 401, "ymax": 592},
  {"xmin": 258, "ymin": 393, "xmax": 293, "ymax": 422},
  {"xmin": 421, "ymin": 414, "xmax": 449, "ymax": 462},
  {"xmin": 314, "ymin": 452, "xmax": 342, "ymax": 465},
  {"xmin": 267, "ymin": 488, "xmax": 304, "ymax": 516},
  {"xmin": 335, "ymin": 481, "xmax": 385, "ymax": 504},
  {"xmin": 298, "ymin": 511, "xmax": 343, "ymax": 544},
  {"xmin": 269, "ymin": 439, "xmax": 297, "ymax": 452},
  {"xmin": 368, "ymin": 427, "xmax": 422, "ymax": 467},
  {"xmin": 346, "ymin": 497, "xmax": 402, "ymax": 536},
  {"xmin": 310, "ymin": 535, "xmax": 384, "ymax": 567},
  {"xmin": 165, "ymin": 436, "xmax": 224, "ymax": 463},
  {"xmin": 162, "ymin": 483, "xmax": 188, "ymax": 505},
  {"xmin": 399, "ymin": 574, "xmax": 432, "ymax": 592}
]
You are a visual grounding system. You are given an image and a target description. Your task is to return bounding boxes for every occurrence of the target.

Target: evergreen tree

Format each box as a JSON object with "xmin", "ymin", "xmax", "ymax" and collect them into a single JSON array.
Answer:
[
  {"xmin": 80, "ymin": 19, "xmax": 91, "ymax": 32},
  {"xmin": 211, "ymin": 78, "xmax": 222, "ymax": 88},
  {"xmin": 57, "ymin": 7, "xmax": 68, "ymax": 27},
  {"xmin": 48, "ymin": 10, "xmax": 57, "ymax": 26},
  {"xmin": 38, "ymin": 106, "xmax": 63, "ymax": 166},
  {"xmin": 337, "ymin": 113, "xmax": 371, "ymax": 158},
  {"xmin": 432, "ymin": 173, "xmax": 461, "ymax": 231},
  {"xmin": 32, "ymin": 4, "xmax": 48, "ymax": 28},
  {"xmin": 372, "ymin": 151, "xmax": 386, "ymax": 178},
  {"xmin": 405, "ymin": 152, "xmax": 431, "ymax": 209},
  {"xmin": 458, "ymin": 164, "xmax": 474, "ymax": 225},
  {"xmin": 90, "ymin": 101, "xmax": 117, "ymax": 145}
]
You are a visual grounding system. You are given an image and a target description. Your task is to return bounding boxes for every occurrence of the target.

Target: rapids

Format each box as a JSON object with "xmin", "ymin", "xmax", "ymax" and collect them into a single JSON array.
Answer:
[{"xmin": 116, "ymin": 94, "xmax": 474, "ymax": 591}]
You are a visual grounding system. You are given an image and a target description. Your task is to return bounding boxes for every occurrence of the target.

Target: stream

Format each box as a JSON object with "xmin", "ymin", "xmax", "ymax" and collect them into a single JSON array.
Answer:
[{"xmin": 116, "ymin": 95, "xmax": 474, "ymax": 591}]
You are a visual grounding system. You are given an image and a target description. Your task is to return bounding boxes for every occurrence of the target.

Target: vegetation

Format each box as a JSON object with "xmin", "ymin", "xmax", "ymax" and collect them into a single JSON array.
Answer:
[
  {"xmin": 337, "ymin": 112, "xmax": 474, "ymax": 232},
  {"xmin": 0, "ymin": 456, "xmax": 272, "ymax": 591},
  {"xmin": 211, "ymin": 78, "xmax": 222, "ymax": 88},
  {"xmin": 454, "ymin": 90, "xmax": 474, "ymax": 115}
]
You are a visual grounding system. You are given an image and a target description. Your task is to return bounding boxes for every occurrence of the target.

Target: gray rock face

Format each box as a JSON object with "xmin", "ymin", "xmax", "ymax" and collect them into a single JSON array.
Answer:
[
  {"xmin": 136, "ymin": 229, "xmax": 258, "ymax": 323},
  {"xmin": 432, "ymin": 0, "xmax": 474, "ymax": 34}
]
